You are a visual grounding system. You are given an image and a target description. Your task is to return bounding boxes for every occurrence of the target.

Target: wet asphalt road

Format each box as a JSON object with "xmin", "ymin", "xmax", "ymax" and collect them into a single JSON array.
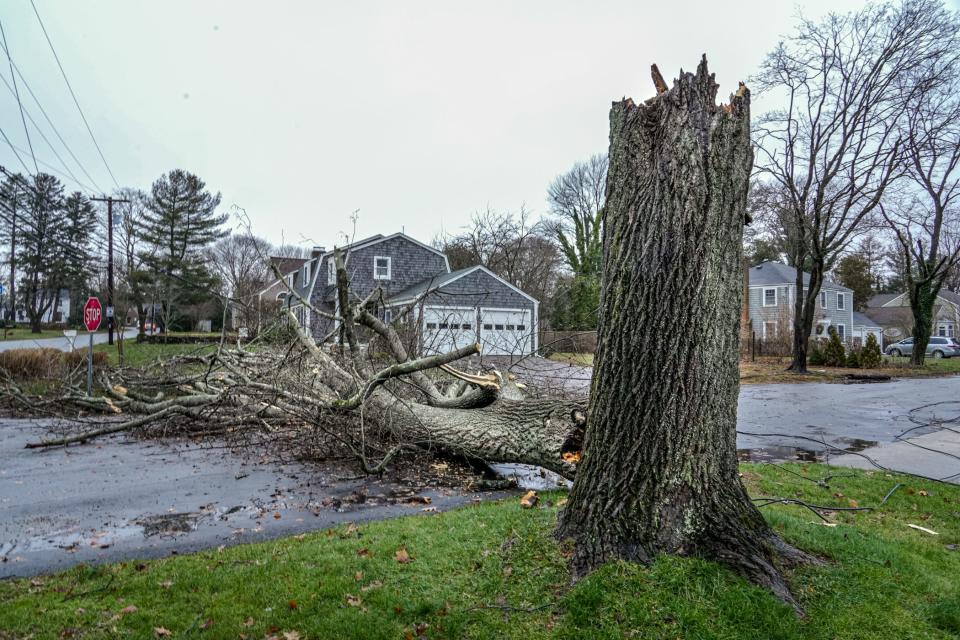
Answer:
[
  {"xmin": 0, "ymin": 421, "xmax": 497, "ymax": 579},
  {"xmin": 2, "ymin": 374, "xmax": 959, "ymax": 579},
  {"xmin": 0, "ymin": 329, "xmax": 139, "ymax": 353}
]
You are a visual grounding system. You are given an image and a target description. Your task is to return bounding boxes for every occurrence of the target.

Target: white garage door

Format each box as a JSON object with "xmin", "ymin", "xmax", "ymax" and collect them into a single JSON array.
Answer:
[
  {"xmin": 422, "ymin": 307, "xmax": 477, "ymax": 355},
  {"xmin": 480, "ymin": 308, "xmax": 532, "ymax": 356}
]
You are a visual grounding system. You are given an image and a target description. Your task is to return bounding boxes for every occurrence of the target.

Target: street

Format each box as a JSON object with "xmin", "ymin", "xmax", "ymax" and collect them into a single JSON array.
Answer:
[
  {"xmin": 0, "ymin": 328, "xmax": 139, "ymax": 353},
  {"xmin": 1, "ymin": 375, "xmax": 959, "ymax": 579}
]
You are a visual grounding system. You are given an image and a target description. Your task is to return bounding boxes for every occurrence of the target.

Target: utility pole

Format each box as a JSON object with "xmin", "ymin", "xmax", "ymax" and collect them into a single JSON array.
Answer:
[
  {"xmin": 8, "ymin": 184, "xmax": 14, "ymax": 326},
  {"xmin": 91, "ymin": 196, "xmax": 129, "ymax": 345}
]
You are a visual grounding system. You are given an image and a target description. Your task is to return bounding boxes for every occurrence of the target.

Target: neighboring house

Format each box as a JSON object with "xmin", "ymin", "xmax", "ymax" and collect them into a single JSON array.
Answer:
[
  {"xmin": 851, "ymin": 312, "xmax": 883, "ymax": 346},
  {"xmin": 260, "ymin": 232, "xmax": 539, "ymax": 356},
  {"xmin": 2, "ymin": 288, "xmax": 71, "ymax": 325},
  {"xmin": 864, "ymin": 290, "xmax": 960, "ymax": 344},
  {"xmin": 747, "ymin": 262, "xmax": 855, "ymax": 343}
]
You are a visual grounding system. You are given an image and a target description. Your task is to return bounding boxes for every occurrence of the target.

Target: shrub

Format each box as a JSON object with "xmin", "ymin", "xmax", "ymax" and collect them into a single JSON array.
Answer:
[
  {"xmin": 808, "ymin": 339, "xmax": 826, "ymax": 366},
  {"xmin": 0, "ymin": 348, "xmax": 109, "ymax": 380},
  {"xmin": 822, "ymin": 327, "xmax": 847, "ymax": 367},
  {"xmin": 846, "ymin": 347, "xmax": 862, "ymax": 368},
  {"xmin": 861, "ymin": 333, "xmax": 882, "ymax": 369},
  {"xmin": 0, "ymin": 348, "xmax": 64, "ymax": 379},
  {"xmin": 63, "ymin": 350, "xmax": 110, "ymax": 370}
]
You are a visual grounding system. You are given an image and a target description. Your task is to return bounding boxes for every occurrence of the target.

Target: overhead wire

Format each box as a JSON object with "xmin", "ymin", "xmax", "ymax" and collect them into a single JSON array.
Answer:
[
  {"xmin": 0, "ymin": 18, "xmax": 37, "ymax": 175},
  {"xmin": 28, "ymin": 0, "xmax": 120, "ymax": 189}
]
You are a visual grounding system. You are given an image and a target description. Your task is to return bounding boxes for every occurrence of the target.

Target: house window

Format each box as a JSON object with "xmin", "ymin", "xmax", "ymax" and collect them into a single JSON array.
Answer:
[
  {"xmin": 483, "ymin": 323, "xmax": 493, "ymax": 330},
  {"xmin": 328, "ymin": 259, "xmax": 336, "ymax": 285},
  {"xmin": 939, "ymin": 324, "xmax": 955, "ymax": 338},
  {"xmin": 836, "ymin": 293, "xmax": 845, "ymax": 310},
  {"xmin": 384, "ymin": 310, "xmax": 393, "ymax": 324},
  {"xmin": 762, "ymin": 288, "xmax": 777, "ymax": 307},
  {"xmin": 820, "ymin": 291, "xmax": 827, "ymax": 308},
  {"xmin": 517, "ymin": 324, "xmax": 526, "ymax": 331},
  {"xmin": 461, "ymin": 323, "xmax": 472, "ymax": 330},
  {"xmin": 426, "ymin": 322, "xmax": 437, "ymax": 330},
  {"xmin": 287, "ymin": 273, "xmax": 294, "ymax": 289},
  {"xmin": 836, "ymin": 324, "xmax": 845, "ymax": 341},
  {"xmin": 302, "ymin": 262, "xmax": 311, "ymax": 284},
  {"xmin": 373, "ymin": 256, "xmax": 391, "ymax": 280}
]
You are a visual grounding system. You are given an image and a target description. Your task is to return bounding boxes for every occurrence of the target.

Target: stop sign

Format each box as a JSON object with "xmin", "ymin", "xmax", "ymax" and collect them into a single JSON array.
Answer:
[{"xmin": 83, "ymin": 297, "xmax": 102, "ymax": 332}]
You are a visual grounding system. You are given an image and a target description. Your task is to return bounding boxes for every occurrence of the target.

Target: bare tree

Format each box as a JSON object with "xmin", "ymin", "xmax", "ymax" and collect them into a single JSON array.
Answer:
[
  {"xmin": 753, "ymin": 0, "xmax": 958, "ymax": 372},
  {"xmin": 437, "ymin": 206, "xmax": 562, "ymax": 306},
  {"xmin": 881, "ymin": 56, "xmax": 960, "ymax": 364},
  {"xmin": 113, "ymin": 188, "xmax": 152, "ymax": 336},
  {"xmin": 547, "ymin": 154, "xmax": 606, "ymax": 278},
  {"xmin": 209, "ymin": 233, "xmax": 273, "ymax": 329}
]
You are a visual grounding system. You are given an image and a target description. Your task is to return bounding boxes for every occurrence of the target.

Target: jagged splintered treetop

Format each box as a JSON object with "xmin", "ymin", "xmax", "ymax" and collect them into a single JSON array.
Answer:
[{"xmin": 622, "ymin": 54, "xmax": 748, "ymax": 118}]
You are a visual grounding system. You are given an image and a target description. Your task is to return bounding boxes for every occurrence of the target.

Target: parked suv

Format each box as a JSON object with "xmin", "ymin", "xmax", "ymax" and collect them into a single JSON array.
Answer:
[{"xmin": 885, "ymin": 336, "xmax": 960, "ymax": 359}]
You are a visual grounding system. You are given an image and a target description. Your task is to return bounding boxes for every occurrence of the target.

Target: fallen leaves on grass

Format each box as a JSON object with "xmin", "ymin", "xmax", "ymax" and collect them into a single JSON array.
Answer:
[
  {"xmin": 153, "ymin": 628, "xmax": 172, "ymax": 638},
  {"xmin": 119, "ymin": 605, "xmax": 138, "ymax": 615},
  {"xmin": 361, "ymin": 580, "xmax": 383, "ymax": 592},
  {"xmin": 395, "ymin": 547, "xmax": 414, "ymax": 564},
  {"xmin": 200, "ymin": 618, "xmax": 214, "ymax": 630},
  {"xmin": 158, "ymin": 580, "xmax": 173, "ymax": 589},
  {"xmin": 520, "ymin": 491, "xmax": 539, "ymax": 508},
  {"xmin": 357, "ymin": 547, "xmax": 373, "ymax": 558}
]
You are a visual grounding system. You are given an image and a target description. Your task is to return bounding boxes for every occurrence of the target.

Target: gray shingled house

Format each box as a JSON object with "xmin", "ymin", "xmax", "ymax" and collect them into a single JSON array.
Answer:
[
  {"xmin": 747, "ymin": 262, "xmax": 859, "ymax": 343},
  {"xmin": 261, "ymin": 232, "xmax": 539, "ymax": 356}
]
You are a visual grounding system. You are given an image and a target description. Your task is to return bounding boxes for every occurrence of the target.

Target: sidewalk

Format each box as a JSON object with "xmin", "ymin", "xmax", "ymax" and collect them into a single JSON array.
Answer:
[{"xmin": 830, "ymin": 428, "xmax": 960, "ymax": 483}]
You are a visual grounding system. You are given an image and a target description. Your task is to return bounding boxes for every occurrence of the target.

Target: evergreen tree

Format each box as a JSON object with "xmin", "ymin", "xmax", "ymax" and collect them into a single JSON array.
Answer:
[
  {"xmin": 835, "ymin": 253, "xmax": 874, "ymax": 310},
  {"xmin": 139, "ymin": 170, "xmax": 226, "ymax": 332},
  {"xmin": 57, "ymin": 192, "xmax": 98, "ymax": 325},
  {"xmin": 17, "ymin": 173, "xmax": 66, "ymax": 332},
  {"xmin": 861, "ymin": 333, "xmax": 882, "ymax": 369},
  {"xmin": 822, "ymin": 326, "xmax": 847, "ymax": 367}
]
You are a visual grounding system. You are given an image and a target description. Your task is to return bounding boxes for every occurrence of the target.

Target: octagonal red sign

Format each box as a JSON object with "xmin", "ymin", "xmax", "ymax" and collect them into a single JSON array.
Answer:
[{"xmin": 83, "ymin": 297, "xmax": 102, "ymax": 332}]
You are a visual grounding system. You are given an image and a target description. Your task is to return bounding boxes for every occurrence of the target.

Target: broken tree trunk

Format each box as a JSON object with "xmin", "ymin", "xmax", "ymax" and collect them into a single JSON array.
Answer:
[{"xmin": 555, "ymin": 57, "xmax": 817, "ymax": 610}]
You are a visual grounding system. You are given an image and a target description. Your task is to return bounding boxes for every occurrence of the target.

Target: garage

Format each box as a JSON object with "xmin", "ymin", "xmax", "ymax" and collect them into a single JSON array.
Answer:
[
  {"xmin": 480, "ymin": 308, "xmax": 533, "ymax": 356},
  {"xmin": 422, "ymin": 307, "xmax": 477, "ymax": 355}
]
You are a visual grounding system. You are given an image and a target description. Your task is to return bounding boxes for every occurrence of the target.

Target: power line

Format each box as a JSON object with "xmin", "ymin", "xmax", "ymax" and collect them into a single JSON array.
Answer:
[
  {"xmin": 0, "ymin": 55, "xmax": 103, "ymax": 192},
  {"xmin": 28, "ymin": 0, "xmax": 120, "ymax": 189},
  {"xmin": 0, "ymin": 125, "xmax": 31, "ymax": 174},
  {"xmin": 0, "ymin": 19, "xmax": 37, "ymax": 174},
  {"xmin": 4, "ymin": 138, "xmax": 95, "ymax": 192},
  {"xmin": 0, "ymin": 69, "xmax": 85, "ymax": 188}
]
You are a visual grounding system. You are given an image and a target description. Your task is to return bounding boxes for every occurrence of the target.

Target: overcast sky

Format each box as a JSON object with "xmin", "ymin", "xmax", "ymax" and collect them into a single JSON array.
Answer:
[{"xmin": 2, "ymin": 0, "xmax": 943, "ymax": 252}]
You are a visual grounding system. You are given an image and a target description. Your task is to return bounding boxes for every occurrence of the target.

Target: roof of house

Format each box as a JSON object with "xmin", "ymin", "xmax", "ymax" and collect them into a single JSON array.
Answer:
[
  {"xmin": 748, "ymin": 261, "xmax": 852, "ymax": 292},
  {"xmin": 861, "ymin": 306, "xmax": 912, "ymax": 328},
  {"xmin": 867, "ymin": 293, "xmax": 899, "ymax": 308},
  {"xmin": 386, "ymin": 264, "xmax": 538, "ymax": 305},
  {"xmin": 269, "ymin": 256, "xmax": 307, "ymax": 276},
  {"xmin": 868, "ymin": 290, "xmax": 960, "ymax": 309},
  {"xmin": 852, "ymin": 311, "xmax": 881, "ymax": 328}
]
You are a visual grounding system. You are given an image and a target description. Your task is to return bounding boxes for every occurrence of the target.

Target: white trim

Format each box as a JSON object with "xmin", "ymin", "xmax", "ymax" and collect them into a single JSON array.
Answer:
[
  {"xmin": 373, "ymin": 255, "xmax": 392, "ymax": 280},
  {"xmin": 836, "ymin": 292, "xmax": 845, "ymax": 310},
  {"xmin": 820, "ymin": 291, "xmax": 827, "ymax": 308},
  {"xmin": 880, "ymin": 293, "xmax": 907, "ymax": 307},
  {"xmin": 835, "ymin": 323, "xmax": 846, "ymax": 341},
  {"xmin": 762, "ymin": 287, "xmax": 778, "ymax": 307}
]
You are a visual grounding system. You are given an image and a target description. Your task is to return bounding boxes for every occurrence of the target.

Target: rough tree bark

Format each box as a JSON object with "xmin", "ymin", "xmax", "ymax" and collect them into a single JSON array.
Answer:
[{"xmin": 556, "ymin": 57, "xmax": 816, "ymax": 609}]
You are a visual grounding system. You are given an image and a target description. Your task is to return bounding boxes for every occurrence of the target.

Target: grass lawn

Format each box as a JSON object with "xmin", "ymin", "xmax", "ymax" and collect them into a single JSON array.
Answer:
[
  {"xmin": 93, "ymin": 341, "xmax": 218, "ymax": 367},
  {"xmin": 547, "ymin": 352, "xmax": 594, "ymax": 366},
  {"xmin": 2, "ymin": 464, "xmax": 958, "ymax": 639},
  {"xmin": 551, "ymin": 352, "xmax": 960, "ymax": 385},
  {"xmin": 0, "ymin": 328, "xmax": 78, "ymax": 341}
]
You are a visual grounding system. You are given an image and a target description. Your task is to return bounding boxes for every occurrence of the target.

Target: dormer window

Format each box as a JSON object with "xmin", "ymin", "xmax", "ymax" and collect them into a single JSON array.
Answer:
[
  {"xmin": 302, "ymin": 261, "xmax": 311, "ymax": 284},
  {"xmin": 836, "ymin": 292, "xmax": 845, "ymax": 310},
  {"xmin": 374, "ymin": 256, "xmax": 391, "ymax": 280},
  {"xmin": 328, "ymin": 258, "xmax": 336, "ymax": 285}
]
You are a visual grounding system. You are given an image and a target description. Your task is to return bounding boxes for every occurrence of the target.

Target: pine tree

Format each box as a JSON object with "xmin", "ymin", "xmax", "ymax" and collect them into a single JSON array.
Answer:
[
  {"xmin": 822, "ymin": 326, "xmax": 847, "ymax": 367},
  {"xmin": 17, "ymin": 173, "xmax": 66, "ymax": 332},
  {"xmin": 139, "ymin": 170, "xmax": 226, "ymax": 332},
  {"xmin": 861, "ymin": 333, "xmax": 882, "ymax": 369}
]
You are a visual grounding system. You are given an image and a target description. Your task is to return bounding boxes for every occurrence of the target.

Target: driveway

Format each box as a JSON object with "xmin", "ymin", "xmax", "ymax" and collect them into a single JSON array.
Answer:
[{"xmin": 0, "ymin": 329, "xmax": 138, "ymax": 352}]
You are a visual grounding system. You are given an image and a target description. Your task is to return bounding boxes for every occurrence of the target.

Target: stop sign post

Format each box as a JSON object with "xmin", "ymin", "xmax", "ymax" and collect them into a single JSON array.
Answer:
[{"xmin": 83, "ymin": 297, "xmax": 102, "ymax": 396}]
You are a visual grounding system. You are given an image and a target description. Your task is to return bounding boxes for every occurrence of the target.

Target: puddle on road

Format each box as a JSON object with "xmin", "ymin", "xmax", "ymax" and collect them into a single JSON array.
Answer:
[
  {"xmin": 490, "ymin": 464, "xmax": 572, "ymax": 491},
  {"xmin": 738, "ymin": 437, "xmax": 878, "ymax": 463}
]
